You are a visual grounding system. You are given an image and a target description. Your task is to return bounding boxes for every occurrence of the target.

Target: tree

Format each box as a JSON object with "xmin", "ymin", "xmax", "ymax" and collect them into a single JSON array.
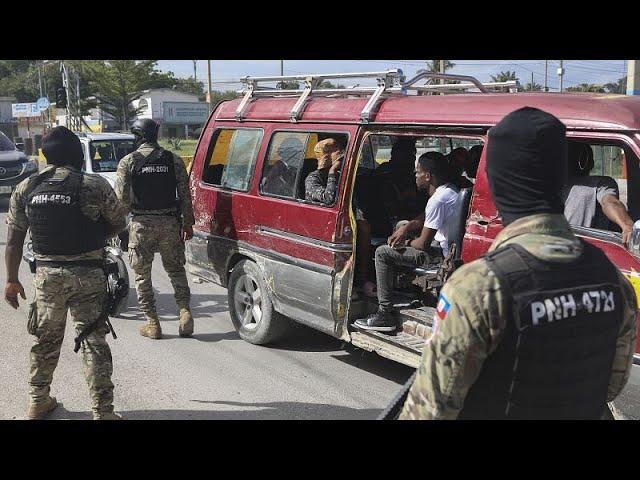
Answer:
[
  {"xmin": 524, "ymin": 81, "xmax": 542, "ymax": 91},
  {"xmin": 83, "ymin": 60, "xmax": 166, "ymax": 130},
  {"xmin": 490, "ymin": 70, "xmax": 519, "ymax": 83},
  {"xmin": 277, "ymin": 80, "xmax": 300, "ymax": 90},
  {"xmin": 210, "ymin": 90, "xmax": 237, "ymax": 105},
  {"xmin": 604, "ymin": 76, "xmax": 627, "ymax": 94},
  {"xmin": 425, "ymin": 60, "xmax": 455, "ymax": 73},
  {"xmin": 566, "ymin": 83, "xmax": 606, "ymax": 93}
]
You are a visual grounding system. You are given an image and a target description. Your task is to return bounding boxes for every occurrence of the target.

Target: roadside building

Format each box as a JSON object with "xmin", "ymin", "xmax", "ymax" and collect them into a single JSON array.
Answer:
[
  {"xmin": 132, "ymin": 88, "xmax": 208, "ymax": 138},
  {"xmin": 0, "ymin": 97, "xmax": 18, "ymax": 139}
]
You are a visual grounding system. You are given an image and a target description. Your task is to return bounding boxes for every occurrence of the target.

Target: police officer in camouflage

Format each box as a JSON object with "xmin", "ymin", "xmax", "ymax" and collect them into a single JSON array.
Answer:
[
  {"xmin": 4, "ymin": 126, "xmax": 126, "ymax": 420},
  {"xmin": 115, "ymin": 118, "xmax": 195, "ymax": 340},
  {"xmin": 399, "ymin": 107, "xmax": 638, "ymax": 420}
]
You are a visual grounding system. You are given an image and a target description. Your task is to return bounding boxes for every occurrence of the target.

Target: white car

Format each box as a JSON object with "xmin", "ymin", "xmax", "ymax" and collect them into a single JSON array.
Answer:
[
  {"xmin": 75, "ymin": 132, "xmax": 136, "ymax": 249},
  {"xmin": 75, "ymin": 132, "xmax": 136, "ymax": 188}
]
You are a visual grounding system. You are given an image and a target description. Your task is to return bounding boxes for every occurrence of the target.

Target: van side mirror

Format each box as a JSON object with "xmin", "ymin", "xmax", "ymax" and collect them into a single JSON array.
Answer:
[
  {"xmin": 15, "ymin": 142, "xmax": 24, "ymax": 152},
  {"xmin": 628, "ymin": 219, "xmax": 640, "ymax": 256}
]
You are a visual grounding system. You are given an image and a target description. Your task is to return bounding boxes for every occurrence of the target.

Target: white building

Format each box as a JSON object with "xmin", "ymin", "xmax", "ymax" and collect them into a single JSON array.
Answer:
[{"xmin": 132, "ymin": 89, "xmax": 208, "ymax": 138}]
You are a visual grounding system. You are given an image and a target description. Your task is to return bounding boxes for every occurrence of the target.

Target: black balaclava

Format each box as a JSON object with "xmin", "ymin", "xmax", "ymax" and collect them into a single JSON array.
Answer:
[
  {"xmin": 486, "ymin": 107, "xmax": 567, "ymax": 226},
  {"xmin": 42, "ymin": 126, "xmax": 84, "ymax": 169}
]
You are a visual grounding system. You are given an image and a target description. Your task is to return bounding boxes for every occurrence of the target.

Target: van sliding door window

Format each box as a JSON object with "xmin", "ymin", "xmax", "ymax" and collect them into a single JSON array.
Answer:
[
  {"xmin": 562, "ymin": 140, "xmax": 638, "ymax": 233},
  {"xmin": 201, "ymin": 128, "xmax": 263, "ymax": 191},
  {"xmin": 259, "ymin": 131, "xmax": 349, "ymax": 204}
]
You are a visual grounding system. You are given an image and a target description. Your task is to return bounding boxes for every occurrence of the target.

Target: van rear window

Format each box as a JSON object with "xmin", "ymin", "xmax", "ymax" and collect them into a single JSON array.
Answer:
[{"xmin": 201, "ymin": 128, "xmax": 263, "ymax": 191}]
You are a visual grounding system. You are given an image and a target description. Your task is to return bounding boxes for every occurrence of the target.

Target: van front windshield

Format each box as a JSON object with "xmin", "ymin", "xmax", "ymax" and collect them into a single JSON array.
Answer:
[{"xmin": 89, "ymin": 140, "xmax": 135, "ymax": 172}]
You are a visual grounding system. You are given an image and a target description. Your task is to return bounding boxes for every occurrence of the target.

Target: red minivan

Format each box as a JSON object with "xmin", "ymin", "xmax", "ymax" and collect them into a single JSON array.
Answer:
[{"xmin": 187, "ymin": 70, "xmax": 640, "ymax": 393}]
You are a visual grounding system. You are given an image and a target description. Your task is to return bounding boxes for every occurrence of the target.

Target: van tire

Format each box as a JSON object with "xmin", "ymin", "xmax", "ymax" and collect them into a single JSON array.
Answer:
[{"xmin": 227, "ymin": 259, "xmax": 289, "ymax": 345}]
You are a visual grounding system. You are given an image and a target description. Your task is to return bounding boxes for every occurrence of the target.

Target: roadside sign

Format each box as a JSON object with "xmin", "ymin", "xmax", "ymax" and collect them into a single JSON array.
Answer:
[
  {"xmin": 162, "ymin": 102, "xmax": 209, "ymax": 124},
  {"xmin": 12, "ymin": 103, "xmax": 42, "ymax": 118},
  {"xmin": 36, "ymin": 97, "xmax": 50, "ymax": 111}
]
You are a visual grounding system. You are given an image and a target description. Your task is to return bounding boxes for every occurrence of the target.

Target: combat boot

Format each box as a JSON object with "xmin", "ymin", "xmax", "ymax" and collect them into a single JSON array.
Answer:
[
  {"xmin": 93, "ymin": 412, "xmax": 123, "ymax": 420},
  {"xmin": 139, "ymin": 315, "xmax": 162, "ymax": 339},
  {"xmin": 178, "ymin": 308, "xmax": 194, "ymax": 337},
  {"xmin": 27, "ymin": 396, "xmax": 58, "ymax": 420}
]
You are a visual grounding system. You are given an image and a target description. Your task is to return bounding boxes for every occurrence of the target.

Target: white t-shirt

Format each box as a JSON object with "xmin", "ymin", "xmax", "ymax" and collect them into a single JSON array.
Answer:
[{"xmin": 423, "ymin": 183, "xmax": 461, "ymax": 257}]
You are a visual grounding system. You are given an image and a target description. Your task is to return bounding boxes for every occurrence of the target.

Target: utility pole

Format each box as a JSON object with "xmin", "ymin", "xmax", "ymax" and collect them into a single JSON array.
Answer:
[
  {"xmin": 280, "ymin": 60, "xmax": 284, "ymax": 76},
  {"xmin": 439, "ymin": 59, "xmax": 445, "ymax": 85},
  {"xmin": 627, "ymin": 60, "xmax": 640, "ymax": 95},
  {"xmin": 37, "ymin": 62, "xmax": 43, "ymax": 98},
  {"xmin": 207, "ymin": 60, "xmax": 213, "ymax": 112},
  {"xmin": 544, "ymin": 60, "xmax": 548, "ymax": 92},
  {"xmin": 558, "ymin": 60, "xmax": 565, "ymax": 92},
  {"xmin": 193, "ymin": 60, "xmax": 197, "ymax": 82},
  {"xmin": 531, "ymin": 72, "xmax": 534, "ymax": 91}
]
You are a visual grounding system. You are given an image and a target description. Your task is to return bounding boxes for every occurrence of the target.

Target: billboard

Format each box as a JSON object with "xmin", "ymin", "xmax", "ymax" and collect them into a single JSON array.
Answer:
[
  {"xmin": 12, "ymin": 103, "xmax": 41, "ymax": 118},
  {"xmin": 162, "ymin": 101, "xmax": 208, "ymax": 124}
]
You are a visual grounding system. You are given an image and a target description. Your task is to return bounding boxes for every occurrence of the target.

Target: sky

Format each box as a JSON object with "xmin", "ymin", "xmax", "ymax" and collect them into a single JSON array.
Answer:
[{"xmin": 157, "ymin": 60, "xmax": 629, "ymax": 92}]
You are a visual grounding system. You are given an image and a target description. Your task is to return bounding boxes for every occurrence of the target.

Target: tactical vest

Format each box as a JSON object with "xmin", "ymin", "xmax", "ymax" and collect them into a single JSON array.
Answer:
[
  {"xmin": 26, "ymin": 168, "xmax": 107, "ymax": 256},
  {"xmin": 131, "ymin": 148, "xmax": 177, "ymax": 212},
  {"xmin": 457, "ymin": 241, "xmax": 623, "ymax": 420}
]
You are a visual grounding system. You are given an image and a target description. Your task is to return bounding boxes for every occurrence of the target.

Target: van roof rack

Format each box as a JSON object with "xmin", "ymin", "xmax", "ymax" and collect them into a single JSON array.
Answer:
[{"xmin": 235, "ymin": 69, "xmax": 518, "ymax": 123}]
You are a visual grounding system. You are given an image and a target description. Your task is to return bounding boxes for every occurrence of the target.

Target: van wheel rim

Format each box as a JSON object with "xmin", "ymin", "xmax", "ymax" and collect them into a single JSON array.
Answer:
[{"xmin": 233, "ymin": 273, "xmax": 262, "ymax": 331}]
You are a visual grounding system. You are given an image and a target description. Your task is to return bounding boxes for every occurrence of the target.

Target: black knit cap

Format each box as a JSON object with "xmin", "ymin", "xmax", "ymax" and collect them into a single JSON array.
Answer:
[
  {"xmin": 42, "ymin": 126, "xmax": 84, "ymax": 168},
  {"xmin": 486, "ymin": 107, "xmax": 568, "ymax": 226}
]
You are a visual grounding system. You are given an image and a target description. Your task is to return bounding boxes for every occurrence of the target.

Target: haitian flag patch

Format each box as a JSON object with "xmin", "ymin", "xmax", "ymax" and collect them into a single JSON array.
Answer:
[{"xmin": 436, "ymin": 293, "xmax": 451, "ymax": 320}]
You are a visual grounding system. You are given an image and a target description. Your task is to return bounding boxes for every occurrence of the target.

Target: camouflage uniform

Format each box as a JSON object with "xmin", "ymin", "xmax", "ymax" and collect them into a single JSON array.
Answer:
[
  {"xmin": 115, "ymin": 142, "xmax": 194, "ymax": 319},
  {"xmin": 305, "ymin": 168, "xmax": 339, "ymax": 205},
  {"xmin": 7, "ymin": 165, "xmax": 126, "ymax": 417},
  {"xmin": 399, "ymin": 213, "xmax": 638, "ymax": 420}
]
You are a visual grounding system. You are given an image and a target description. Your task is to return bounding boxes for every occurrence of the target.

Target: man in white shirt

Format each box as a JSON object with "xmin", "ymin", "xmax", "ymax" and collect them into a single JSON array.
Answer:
[{"xmin": 356, "ymin": 152, "xmax": 460, "ymax": 332}]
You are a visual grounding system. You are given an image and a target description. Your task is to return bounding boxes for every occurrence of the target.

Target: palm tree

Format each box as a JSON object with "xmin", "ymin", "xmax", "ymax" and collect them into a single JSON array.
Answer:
[
  {"xmin": 425, "ymin": 60, "xmax": 455, "ymax": 73},
  {"xmin": 490, "ymin": 70, "xmax": 518, "ymax": 83},
  {"xmin": 524, "ymin": 81, "xmax": 542, "ymax": 91}
]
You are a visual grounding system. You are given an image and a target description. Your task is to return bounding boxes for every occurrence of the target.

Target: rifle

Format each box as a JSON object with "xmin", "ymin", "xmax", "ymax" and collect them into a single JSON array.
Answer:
[
  {"xmin": 377, "ymin": 371, "xmax": 417, "ymax": 420},
  {"xmin": 73, "ymin": 263, "xmax": 126, "ymax": 353}
]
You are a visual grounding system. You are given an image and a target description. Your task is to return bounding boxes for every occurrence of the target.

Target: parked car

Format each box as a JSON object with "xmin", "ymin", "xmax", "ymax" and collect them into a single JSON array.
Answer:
[
  {"xmin": 186, "ymin": 70, "xmax": 640, "ymax": 415},
  {"xmin": 73, "ymin": 132, "xmax": 136, "ymax": 248},
  {"xmin": 0, "ymin": 131, "xmax": 38, "ymax": 197}
]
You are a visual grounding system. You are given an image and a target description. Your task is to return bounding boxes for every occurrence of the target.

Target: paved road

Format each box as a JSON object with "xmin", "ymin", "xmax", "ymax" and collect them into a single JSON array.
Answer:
[{"xmin": 0, "ymin": 197, "xmax": 412, "ymax": 420}]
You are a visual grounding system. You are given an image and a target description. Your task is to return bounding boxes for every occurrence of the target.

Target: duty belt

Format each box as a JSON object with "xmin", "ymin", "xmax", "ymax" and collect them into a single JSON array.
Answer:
[
  {"xmin": 131, "ymin": 209, "xmax": 179, "ymax": 217},
  {"xmin": 35, "ymin": 259, "xmax": 105, "ymax": 269}
]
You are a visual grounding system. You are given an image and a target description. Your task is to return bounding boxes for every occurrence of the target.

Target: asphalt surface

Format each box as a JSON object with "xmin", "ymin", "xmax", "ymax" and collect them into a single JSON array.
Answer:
[
  {"xmin": 0, "ymin": 197, "xmax": 412, "ymax": 420},
  {"xmin": 2, "ymin": 193, "xmax": 639, "ymax": 420}
]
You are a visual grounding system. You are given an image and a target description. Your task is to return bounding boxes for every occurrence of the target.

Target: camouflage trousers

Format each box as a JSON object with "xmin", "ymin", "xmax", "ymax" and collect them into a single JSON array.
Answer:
[
  {"xmin": 128, "ymin": 215, "xmax": 191, "ymax": 318},
  {"xmin": 31, "ymin": 265, "xmax": 114, "ymax": 416}
]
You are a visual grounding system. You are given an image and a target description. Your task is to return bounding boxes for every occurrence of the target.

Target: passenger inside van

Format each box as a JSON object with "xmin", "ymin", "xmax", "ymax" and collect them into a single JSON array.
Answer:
[
  {"xmin": 378, "ymin": 137, "xmax": 425, "ymax": 225},
  {"xmin": 466, "ymin": 144, "xmax": 483, "ymax": 179},
  {"xmin": 447, "ymin": 147, "xmax": 474, "ymax": 189},
  {"xmin": 561, "ymin": 141, "xmax": 634, "ymax": 245},
  {"xmin": 262, "ymin": 137, "xmax": 304, "ymax": 197},
  {"xmin": 355, "ymin": 152, "xmax": 461, "ymax": 332},
  {"xmin": 305, "ymin": 138, "xmax": 343, "ymax": 205}
]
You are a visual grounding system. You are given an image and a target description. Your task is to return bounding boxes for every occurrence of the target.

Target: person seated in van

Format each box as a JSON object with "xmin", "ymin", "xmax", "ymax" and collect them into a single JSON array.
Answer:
[
  {"xmin": 355, "ymin": 152, "xmax": 460, "ymax": 332},
  {"xmin": 305, "ymin": 138, "xmax": 342, "ymax": 205},
  {"xmin": 262, "ymin": 137, "xmax": 304, "ymax": 197},
  {"xmin": 447, "ymin": 147, "xmax": 474, "ymax": 189},
  {"xmin": 465, "ymin": 144, "xmax": 483, "ymax": 179},
  {"xmin": 561, "ymin": 141, "xmax": 634, "ymax": 245},
  {"xmin": 379, "ymin": 137, "xmax": 424, "ymax": 223}
]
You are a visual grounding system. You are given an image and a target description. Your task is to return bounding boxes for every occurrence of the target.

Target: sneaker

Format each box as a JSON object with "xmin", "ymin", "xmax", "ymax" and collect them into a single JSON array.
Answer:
[
  {"xmin": 178, "ymin": 308, "xmax": 194, "ymax": 337},
  {"xmin": 27, "ymin": 396, "xmax": 58, "ymax": 420},
  {"xmin": 354, "ymin": 310, "xmax": 398, "ymax": 332}
]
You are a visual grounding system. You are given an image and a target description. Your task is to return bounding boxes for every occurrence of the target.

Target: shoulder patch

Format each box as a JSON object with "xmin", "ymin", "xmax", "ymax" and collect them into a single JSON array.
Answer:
[{"xmin": 436, "ymin": 293, "xmax": 452, "ymax": 320}]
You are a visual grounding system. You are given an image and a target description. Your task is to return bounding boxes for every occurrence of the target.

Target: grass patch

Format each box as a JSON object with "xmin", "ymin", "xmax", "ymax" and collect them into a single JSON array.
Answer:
[{"xmin": 158, "ymin": 138, "xmax": 198, "ymax": 157}]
